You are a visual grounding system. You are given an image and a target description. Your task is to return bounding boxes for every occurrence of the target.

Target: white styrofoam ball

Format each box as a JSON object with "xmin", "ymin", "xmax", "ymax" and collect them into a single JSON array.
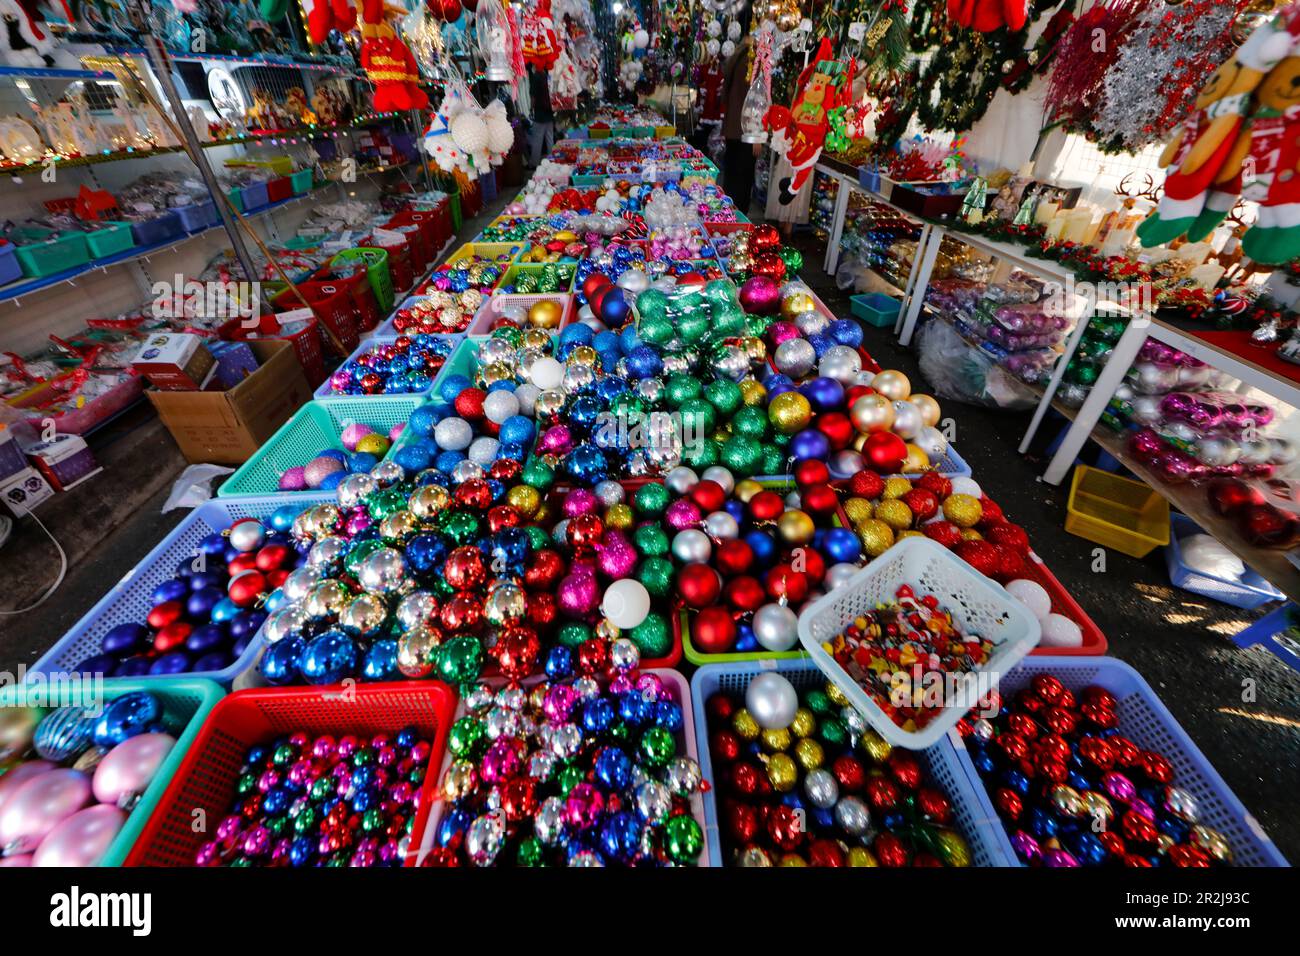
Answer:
[
  {"xmin": 1005, "ymin": 579, "xmax": 1052, "ymax": 622},
  {"xmin": 949, "ymin": 477, "xmax": 982, "ymax": 498},
  {"xmin": 727, "ymin": 21, "xmax": 741, "ymax": 40},
  {"xmin": 530, "ymin": 356, "xmax": 564, "ymax": 390},
  {"xmin": 634, "ymin": 29, "xmax": 649, "ymax": 48},
  {"xmin": 483, "ymin": 389, "xmax": 520, "ymax": 424},
  {"xmin": 450, "ymin": 112, "xmax": 489, "ymax": 154},
  {"xmin": 1040, "ymin": 613, "xmax": 1084, "ymax": 648},
  {"xmin": 434, "ymin": 417, "xmax": 473, "ymax": 451},
  {"xmin": 1180, "ymin": 534, "xmax": 1246, "ymax": 580},
  {"xmin": 721, "ymin": 39, "xmax": 736, "ymax": 58}
]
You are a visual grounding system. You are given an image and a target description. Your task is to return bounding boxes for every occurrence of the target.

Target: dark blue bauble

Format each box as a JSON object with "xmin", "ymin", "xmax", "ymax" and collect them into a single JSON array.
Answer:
[
  {"xmin": 1064, "ymin": 829, "xmax": 1108, "ymax": 866},
  {"xmin": 790, "ymin": 428, "xmax": 830, "ymax": 462},
  {"xmin": 186, "ymin": 586, "xmax": 223, "ymax": 621},
  {"xmin": 799, "ymin": 376, "xmax": 845, "ymax": 411},
  {"xmin": 1027, "ymin": 806, "xmax": 1059, "ymax": 840},
  {"xmin": 316, "ymin": 448, "xmax": 348, "ymax": 464},
  {"xmin": 210, "ymin": 598, "xmax": 240, "ymax": 624},
  {"xmin": 192, "ymin": 652, "xmax": 229, "ymax": 672},
  {"xmin": 289, "ymin": 835, "xmax": 316, "ymax": 867},
  {"xmin": 617, "ymin": 690, "xmax": 653, "ymax": 727},
  {"xmin": 812, "ymin": 807, "xmax": 835, "ymax": 830},
  {"xmin": 882, "ymin": 811, "xmax": 905, "ymax": 831},
  {"xmin": 594, "ymin": 746, "xmax": 633, "ymax": 791},
  {"xmin": 724, "ymin": 499, "xmax": 746, "ymax": 524},
  {"xmin": 405, "ymin": 534, "xmax": 449, "ymax": 575},
  {"xmin": 199, "ymin": 532, "xmax": 228, "ymax": 556},
  {"xmin": 350, "ymin": 765, "xmax": 376, "ymax": 791},
  {"xmin": 653, "ymin": 701, "xmax": 683, "ymax": 732},
  {"xmin": 829, "ymin": 318, "xmax": 863, "ymax": 348},
  {"xmin": 438, "ymin": 808, "xmax": 473, "ymax": 847},
  {"xmin": 823, "ymin": 527, "xmax": 862, "ymax": 564},
  {"xmin": 350, "ymin": 787, "xmax": 377, "ymax": 814},
  {"xmin": 148, "ymin": 652, "xmax": 191, "ymax": 676},
  {"xmin": 361, "ymin": 640, "xmax": 399, "ymax": 681},
  {"xmin": 151, "ymin": 579, "xmax": 189, "ymax": 605},
  {"xmin": 349, "ymin": 451, "xmax": 380, "ymax": 473},
  {"xmin": 599, "ymin": 811, "xmax": 642, "ymax": 863},
  {"xmin": 545, "ymin": 645, "xmax": 575, "ymax": 681},
  {"xmin": 188, "ymin": 570, "xmax": 223, "ymax": 593},
  {"xmin": 1002, "ymin": 769, "xmax": 1032, "ymax": 795},
  {"xmin": 625, "ymin": 345, "xmax": 662, "ymax": 379},
  {"xmin": 595, "ymin": 375, "xmax": 627, "ymax": 406},
  {"xmin": 434, "ymin": 450, "xmax": 465, "ymax": 474},
  {"xmin": 582, "ymin": 697, "xmax": 617, "ymax": 735},
  {"xmin": 114, "ymin": 656, "xmax": 152, "ymax": 677},
  {"xmin": 780, "ymin": 792, "xmax": 805, "ymax": 811},
  {"xmin": 567, "ymin": 396, "xmax": 600, "ymax": 433},
  {"xmin": 394, "ymin": 444, "xmax": 433, "ymax": 473},
  {"xmin": 94, "ymin": 691, "xmax": 163, "ymax": 746},
  {"xmin": 186, "ymin": 623, "xmax": 228, "ymax": 656},
  {"xmin": 745, "ymin": 529, "xmax": 778, "ymax": 567},
  {"xmin": 807, "ymin": 332, "xmax": 833, "ymax": 357},
  {"xmin": 971, "ymin": 749, "xmax": 997, "ymax": 776},
  {"xmin": 565, "ymin": 443, "xmax": 608, "ymax": 484},
  {"xmin": 230, "ymin": 610, "xmax": 266, "ymax": 643},
  {"xmin": 491, "ymin": 528, "xmax": 530, "ymax": 572},
  {"xmin": 102, "ymin": 622, "xmax": 149, "ymax": 656},
  {"xmin": 735, "ymin": 622, "xmax": 758, "ymax": 652},
  {"xmin": 261, "ymin": 637, "xmax": 306, "ymax": 685},
  {"xmin": 1068, "ymin": 769, "xmax": 1092, "ymax": 791},
  {"xmin": 300, "ymin": 631, "xmax": 358, "ymax": 685},
  {"xmin": 262, "ymin": 786, "xmax": 292, "ymax": 817}
]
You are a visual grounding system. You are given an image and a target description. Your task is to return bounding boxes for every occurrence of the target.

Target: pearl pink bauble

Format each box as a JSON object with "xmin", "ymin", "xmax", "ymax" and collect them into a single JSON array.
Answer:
[{"xmin": 33, "ymin": 805, "xmax": 127, "ymax": 867}]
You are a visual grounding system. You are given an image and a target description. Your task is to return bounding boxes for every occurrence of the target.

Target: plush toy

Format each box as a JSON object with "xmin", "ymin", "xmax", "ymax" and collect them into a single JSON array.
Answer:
[
  {"xmin": 284, "ymin": 87, "xmax": 317, "ymax": 126},
  {"xmin": 302, "ymin": 0, "xmax": 356, "ymax": 45},
  {"xmin": 1231, "ymin": 50, "xmax": 1300, "ymax": 264},
  {"xmin": 947, "ymin": 0, "xmax": 1026, "ymax": 33},
  {"xmin": 1, "ymin": 0, "xmax": 76, "ymax": 67},
  {"xmin": 764, "ymin": 38, "xmax": 855, "ymax": 205},
  {"xmin": 520, "ymin": 0, "xmax": 561, "ymax": 70},
  {"xmin": 1137, "ymin": 13, "xmax": 1298, "ymax": 248},
  {"xmin": 359, "ymin": 0, "xmax": 428, "ymax": 112},
  {"xmin": 549, "ymin": 45, "xmax": 580, "ymax": 112}
]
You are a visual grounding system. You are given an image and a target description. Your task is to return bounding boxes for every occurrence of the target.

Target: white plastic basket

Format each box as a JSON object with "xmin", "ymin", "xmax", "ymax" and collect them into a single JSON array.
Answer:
[{"xmin": 797, "ymin": 536, "xmax": 1041, "ymax": 749}]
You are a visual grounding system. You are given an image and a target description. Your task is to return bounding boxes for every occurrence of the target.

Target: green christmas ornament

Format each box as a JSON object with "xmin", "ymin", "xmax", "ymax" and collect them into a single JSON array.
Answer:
[
  {"xmin": 516, "ymin": 836, "xmax": 545, "ymax": 866},
  {"xmin": 664, "ymin": 814, "xmax": 704, "ymax": 864},
  {"xmin": 436, "ymin": 635, "xmax": 482, "ymax": 685},
  {"xmin": 491, "ymin": 325, "xmax": 523, "ymax": 347},
  {"xmin": 721, "ymin": 435, "xmax": 763, "ymax": 475},
  {"xmin": 731, "ymin": 404, "xmax": 769, "ymax": 439},
  {"xmin": 636, "ymin": 288, "xmax": 669, "ymax": 322},
  {"xmin": 639, "ymin": 726, "xmax": 676, "ymax": 768},
  {"xmin": 632, "ymin": 524, "xmax": 670, "ymax": 558},
  {"xmin": 818, "ymin": 716, "xmax": 848, "ymax": 749},
  {"xmin": 638, "ymin": 556, "xmax": 675, "ymax": 598},
  {"xmin": 557, "ymin": 622, "xmax": 591, "ymax": 648},
  {"xmin": 437, "ymin": 509, "xmax": 480, "ymax": 545},
  {"xmin": 345, "ymin": 538, "xmax": 385, "ymax": 576},
  {"xmin": 678, "ymin": 311, "xmax": 711, "ymax": 344},
  {"xmin": 638, "ymin": 313, "xmax": 674, "ymax": 346},
  {"xmin": 366, "ymin": 488, "xmax": 408, "ymax": 520},
  {"xmin": 745, "ymin": 314, "xmax": 772, "ymax": 337},
  {"xmin": 760, "ymin": 444, "xmax": 788, "ymax": 475},
  {"xmin": 558, "ymin": 764, "xmax": 584, "ymax": 795},
  {"xmin": 634, "ymin": 481, "xmax": 670, "ymax": 516},
  {"xmin": 703, "ymin": 378, "xmax": 742, "ymax": 416},
  {"xmin": 682, "ymin": 437, "xmax": 720, "ymax": 468},
  {"xmin": 805, "ymin": 689, "xmax": 833, "ymax": 715},
  {"xmin": 521, "ymin": 457, "xmax": 554, "ymax": 490},
  {"xmin": 665, "ymin": 374, "xmax": 702, "ymax": 407},
  {"xmin": 524, "ymin": 526, "xmax": 550, "ymax": 551},
  {"xmin": 678, "ymin": 398, "xmax": 716, "ymax": 437},
  {"xmin": 703, "ymin": 278, "xmax": 736, "ymax": 305},
  {"xmin": 629, "ymin": 611, "xmax": 672, "ymax": 657},
  {"xmin": 448, "ymin": 715, "xmax": 485, "ymax": 758},
  {"xmin": 712, "ymin": 300, "xmax": 746, "ymax": 338},
  {"xmin": 780, "ymin": 247, "xmax": 804, "ymax": 274}
]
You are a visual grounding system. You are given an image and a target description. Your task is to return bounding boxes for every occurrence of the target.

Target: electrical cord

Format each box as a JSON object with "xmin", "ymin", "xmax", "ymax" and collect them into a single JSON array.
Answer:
[{"xmin": 0, "ymin": 509, "xmax": 68, "ymax": 616}]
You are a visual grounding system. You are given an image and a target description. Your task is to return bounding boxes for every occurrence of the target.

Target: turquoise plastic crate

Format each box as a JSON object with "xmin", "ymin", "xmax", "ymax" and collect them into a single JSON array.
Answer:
[
  {"xmin": 691, "ymin": 659, "xmax": 1014, "ymax": 866},
  {"xmin": 85, "ymin": 221, "xmax": 135, "ymax": 258},
  {"xmin": 290, "ymin": 169, "xmax": 313, "ymax": 195},
  {"xmin": 0, "ymin": 676, "xmax": 224, "ymax": 866},
  {"xmin": 13, "ymin": 230, "xmax": 91, "ymax": 277},
  {"xmin": 31, "ymin": 496, "xmax": 330, "ymax": 687},
  {"xmin": 851, "ymin": 292, "xmax": 902, "ymax": 328},
  {"xmin": 218, "ymin": 396, "xmax": 426, "ymax": 499}
]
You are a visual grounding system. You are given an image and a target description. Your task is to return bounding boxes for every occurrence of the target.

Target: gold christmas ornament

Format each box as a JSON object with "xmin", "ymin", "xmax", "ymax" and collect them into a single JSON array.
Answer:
[
  {"xmin": 872, "ymin": 369, "xmax": 912, "ymax": 401},
  {"xmin": 851, "ymin": 394, "xmax": 895, "ymax": 434},
  {"xmin": 843, "ymin": 497, "xmax": 873, "ymax": 523},
  {"xmin": 790, "ymin": 707, "xmax": 816, "ymax": 738},
  {"xmin": 873, "ymin": 499, "xmax": 913, "ymax": 532},
  {"xmin": 903, "ymin": 444, "xmax": 931, "ymax": 474},
  {"xmin": 734, "ymin": 479, "xmax": 764, "ymax": 503},
  {"xmin": 910, "ymin": 393, "xmax": 942, "ymax": 427},
  {"xmin": 942, "ymin": 493, "xmax": 983, "ymax": 528},
  {"xmin": 855, "ymin": 518, "xmax": 896, "ymax": 557},
  {"xmin": 882, "ymin": 477, "xmax": 912, "ymax": 500},
  {"xmin": 792, "ymin": 737, "xmax": 825, "ymax": 771},
  {"xmin": 768, "ymin": 391, "xmax": 813, "ymax": 434},
  {"xmin": 506, "ymin": 484, "xmax": 541, "ymax": 517},
  {"xmin": 777, "ymin": 509, "xmax": 815, "ymax": 545},
  {"xmin": 761, "ymin": 728, "xmax": 792, "ymax": 752},
  {"xmin": 781, "ymin": 291, "xmax": 817, "ymax": 319},
  {"xmin": 527, "ymin": 299, "xmax": 563, "ymax": 328},
  {"xmin": 605, "ymin": 503, "xmax": 634, "ymax": 530},
  {"xmin": 847, "ymin": 847, "xmax": 879, "ymax": 866},
  {"xmin": 763, "ymin": 753, "xmax": 798, "ymax": 792},
  {"xmin": 732, "ymin": 708, "xmax": 760, "ymax": 740},
  {"xmin": 739, "ymin": 379, "xmax": 767, "ymax": 406}
]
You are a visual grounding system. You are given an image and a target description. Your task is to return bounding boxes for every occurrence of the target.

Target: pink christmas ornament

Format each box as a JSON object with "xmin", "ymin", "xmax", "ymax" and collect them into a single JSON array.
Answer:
[
  {"xmin": 664, "ymin": 499, "xmax": 702, "ymax": 531},
  {"xmin": 304, "ymin": 456, "xmax": 345, "ymax": 489},
  {"xmin": 278, "ymin": 466, "xmax": 308, "ymax": 491},
  {"xmin": 92, "ymin": 732, "xmax": 176, "ymax": 807},
  {"xmin": 32, "ymin": 805, "xmax": 127, "ymax": 868},
  {"xmin": 0, "ymin": 768, "xmax": 91, "ymax": 856},
  {"xmin": 0, "ymin": 759, "xmax": 56, "ymax": 815},
  {"xmin": 557, "ymin": 571, "xmax": 600, "ymax": 618},
  {"xmin": 563, "ymin": 488, "xmax": 598, "ymax": 517},
  {"xmin": 738, "ymin": 275, "xmax": 781, "ymax": 315},
  {"xmin": 341, "ymin": 422, "xmax": 375, "ymax": 451}
]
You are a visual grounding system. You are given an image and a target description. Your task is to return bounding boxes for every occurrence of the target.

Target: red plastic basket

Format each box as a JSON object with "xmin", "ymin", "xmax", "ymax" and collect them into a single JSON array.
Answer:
[
  {"xmin": 392, "ymin": 209, "xmax": 442, "ymax": 259},
  {"xmin": 220, "ymin": 314, "xmax": 325, "ymax": 387},
  {"xmin": 274, "ymin": 282, "xmax": 360, "ymax": 356},
  {"xmin": 124, "ymin": 682, "xmax": 456, "ymax": 867},
  {"xmin": 376, "ymin": 235, "xmax": 414, "ymax": 293},
  {"xmin": 266, "ymin": 176, "xmax": 293, "ymax": 203},
  {"xmin": 312, "ymin": 264, "xmax": 382, "ymax": 331},
  {"xmin": 388, "ymin": 222, "xmax": 430, "ymax": 275}
]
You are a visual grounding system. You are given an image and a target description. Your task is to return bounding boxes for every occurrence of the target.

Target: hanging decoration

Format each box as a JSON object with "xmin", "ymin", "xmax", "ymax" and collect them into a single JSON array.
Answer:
[
  {"xmin": 422, "ymin": 82, "xmax": 512, "ymax": 179},
  {"xmin": 765, "ymin": 37, "xmax": 857, "ymax": 204},
  {"xmin": 740, "ymin": 21, "xmax": 776, "ymax": 144},
  {"xmin": 358, "ymin": 0, "xmax": 428, "ymax": 112},
  {"xmin": 520, "ymin": 0, "xmax": 562, "ymax": 69},
  {"xmin": 549, "ymin": 44, "xmax": 582, "ymax": 111},
  {"xmin": 475, "ymin": 0, "xmax": 516, "ymax": 81},
  {"xmin": 948, "ymin": 0, "xmax": 1027, "ymax": 33},
  {"xmin": 300, "ymin": 0, "xmax": 356, "ymax": 44},
  {"xmin": 1137, "ymin": 9, "xmax": 1300, "ymax": 249}
]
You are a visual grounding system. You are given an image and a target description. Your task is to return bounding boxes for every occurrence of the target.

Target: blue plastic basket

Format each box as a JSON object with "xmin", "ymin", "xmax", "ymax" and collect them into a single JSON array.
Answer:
[
  {"xmin": 0, "ymin": 243, "xmax": 20, "ymax": 285},
  {"xmin": 1164, "ymin": 514, "xmax": 1284, "ymax": 610},
  {"xmin": 949, "ymin": 656, "xmax": 1289, "ymax": 867},
  {"xmin": 31, "ymin": 496, "xmax": 331, "ymax": 687},
  {"xmin": 1228, "ymin": 602, "xmax": 1300, "ymax": 675},
  {"xmin": 374, "ymin": 296, "xmax": 472, "ymax": 338},
  {"xmin": 690, "ymin": 659, "xmax": 1015, "ymax": 867},
  {"xmin": 175, "ymin": 200, "xmax": 219, "ymax": 232},
  {"xmin": 915, "ymin": 441, "xmax": 971, "ymax": 479},
  {"xmin": 240, "ymin": 182, "xmax": 271, "ymax": 212},
  {"xmin": 130, "ymin": 210, "xmax": 184, "ymax": 246}
]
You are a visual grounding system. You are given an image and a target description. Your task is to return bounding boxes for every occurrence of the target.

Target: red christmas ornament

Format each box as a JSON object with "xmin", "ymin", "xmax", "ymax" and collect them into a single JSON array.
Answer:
[
  {"xmin": 714, "ymin": 539, "xmax": 755, "ymax": 577},
  {"xmin": 454, "ymin": 478, "xmax": 492, "ymax": 511},
  {"xmin": 899, "ymin": 488, "xmax": 939, "ymax": 522},
  {"xmin": 751, "ymin": 223, "xmax": 782, "ymax": 254},
  {"xmin": 764, "ymin": 563, "xmax": 809, "ymax": 603},
  {"xmin": 922, "ymin": 520, "xmax": 962, "ymax": 547},
  {"xmin": 887, "ymin": 751, "xmax": 922, "ymax": 790},
  {"xmin": 227, "ymin": 553, "xmax": 259, "ymax": 576},
  {"xmin": 849, "ymin": 469, "xmax": 885, "ymax": 499},
  {"xmin": 577, "ymin": 636, "xmax": 611, "ymax": 675},
  {"xmin": 688, "ymin": 479, "xmax": 727, "ymax": 514},
  {"xmin": 986, "ymin": 522, "xmax": 1030, "ymax": 555},
  {"xmin": 978, "ymin": 496, "xmax": 1004, "ymax": 525},
  {"xmin": 729, "ymin": 761, "xmax": 763, "ymax": 796},
  {"xmin": 1207, "ymin": 477, "xmax": 1264, "ymax": 516},
  {"xmin": 872, "ymin": 832, "xmax": 910, "ymax": 867},
  {"xmin": 917, "ymin": 787, "xmax": 952, "ymax": 824},
  {"xmin": 748, "ymin": 490, "xmax": 785, "ymax": 521},
  {"xmin": 832, "ymin": 754, "xmax": 866, "ymax": 792},
  {"xmin": 801, "ymin": 482, "xmax": 839, "ymax": 518},
  {"xmin": 915, "ymin": 471, "xmax": 952, "ymax": 499},
  {"xmin": 691, "ymin": 605, "xmax": 736, "ymax": 651},
  {"xmin": 440, "ymin": 594, "xmax": 483, "ymax": 633},
  {"xmin": 494, "ymin": 626, "xmax": 541, "ymax": 681},
  {"xmin": 808, "ymin": 838, "xmax": 846, "ymax": 866},
  {"xmin": 794, "ymin": 458, "xmax": 830, "ymax": 487},
  {"xmin": 766, "ymin": 804, "xmax": 805, "ymax": 851},
  {"xmin": 153, "ymin": 621, "xmax": 191, "ymax": 654},
  {"xmin": 723, "ymin": 575, "xmax": 766, "ymax": 612},
  {"xmin": 953, "ymin": 539, "xmax": 1000, "ymax": 577},
  {"xmin": 526, "ymin": 591, "xmax": 557, "ymax": 629},
  {"xmin": 864, "ymin": 776, "xmax": 899, "ymax": 811},
  {"xmin": 146, "ymin": 601, "xmax": 183, "ymax": 630},
  {"xmin": 707, "ymin": 693, "xmax": 737, "ymax": 724},
  {"xmin": 255, "ymin": 543, "xmax": 291, "ymax": 572},
  {"xmin": 710, "ymin": 729, "xmax": 741, "ymax": 762},
  {"xmin": 724, "ymin": 800, "xmax": 760, "ymax": 844},
  {"xmin": 813, "ymin": 411, "xmax": 854, "ymax": 450},
  {"xmin": 566, "ymin": 513, "xmax": 604, "ymax": 554},
  {"xmin": 454, "ymin": 388, "xmax": 486, "ymax": 420},
  {"xmin": 677, "ymin": 563, "xmax": 722, "ymax": 608},
  {"xmin": 864, "ymin": 431, "xmax": 907, "ymax": 472},
  {"xmin": 752, "ymin": 252, "xmax": 787, "ymax": 283},
  {"xmin": 228, "ymin": 570, "xmax": 266, "ymax": 607},
  {"xmin": 582, "ymin": 273, "xmax": 610, "ymax": 299},
  {"xmin": 444, "ymin": 546, "xmax": 486, "ymax": 591},
  {"xmin": 524, "ymin": 549, "xmax": 565, "ymax": 590}
]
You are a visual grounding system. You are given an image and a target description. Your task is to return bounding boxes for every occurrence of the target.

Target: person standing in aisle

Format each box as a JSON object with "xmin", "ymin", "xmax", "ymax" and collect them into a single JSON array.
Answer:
[
  {"xmin": 528, "ymin": 65, "xmax": 555, "ymax": 169},
  {"xmin": 720, "ymin": 33, "xmax": 756, "ymax": 216}
]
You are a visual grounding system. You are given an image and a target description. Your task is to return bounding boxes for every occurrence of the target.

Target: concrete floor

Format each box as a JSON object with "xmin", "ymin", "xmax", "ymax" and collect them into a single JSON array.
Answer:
[{"xmin": 2, "ymin": 189, "xmax": 1297, "ymax": 862}]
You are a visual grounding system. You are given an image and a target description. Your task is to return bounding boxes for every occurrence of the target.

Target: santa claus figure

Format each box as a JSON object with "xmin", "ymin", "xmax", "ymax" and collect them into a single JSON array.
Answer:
[{"xmin": 764, "ymin": 39, "xmax": 855, "ymax": 205}]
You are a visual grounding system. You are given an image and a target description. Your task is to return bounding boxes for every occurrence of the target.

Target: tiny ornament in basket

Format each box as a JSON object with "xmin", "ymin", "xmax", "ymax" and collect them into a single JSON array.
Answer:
[{"xmin": 797, "ymin": 536, "xmax": 1041, "ymax": 749}]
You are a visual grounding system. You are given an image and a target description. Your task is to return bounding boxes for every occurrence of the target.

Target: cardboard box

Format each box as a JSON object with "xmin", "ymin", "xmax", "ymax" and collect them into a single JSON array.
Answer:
[
  {"xmin": 131, "ymin": 333, "xmax": 216, "ymax": 390},
  {"xmin": 206, "ymin": 339, "xmax": 261, "ymax": 389},
  {"xmin": 147, "ymin": 340, "xmax": 310, "ymax": 465},
  {"xmin": 890, "ymin": 182, "xmax": 967, "ymax": 221},
  {"xmin": 1, "ymin": 466, "xmax": 54, "ymax": 516},
  {"xmin": 26, "ymin": 433, "xmax": 102, "ymax": 491}
]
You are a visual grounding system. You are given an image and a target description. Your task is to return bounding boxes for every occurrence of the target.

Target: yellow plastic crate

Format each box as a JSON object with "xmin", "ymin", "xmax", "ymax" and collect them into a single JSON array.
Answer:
[
  {"xmin": 1065, "ymin": 465, "xmax": 1170, "ymax": 558},
  {"xmin": 654, "ymin": 125, "xmax": 676, "ymax": 139}
]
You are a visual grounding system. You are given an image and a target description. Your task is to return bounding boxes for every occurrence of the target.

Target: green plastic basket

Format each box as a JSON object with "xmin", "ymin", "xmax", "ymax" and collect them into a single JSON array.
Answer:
[
  {"xmin": 218, "ymin": 396, "xmax": 425, "ymax": 498},
  {"xmin": 290, "ymin": 169, "xmax": 314, "ymax": 195},
  {"xmin": 227, "ymin": 188, "xmax": 243, "ymax": 214},
  {"xmin": 331, "ymin": 247, "xmax": 394, "ymax": 314},
  {"xmin": 85, "ymin": 221, "xmax": 135, "ymax": 258},
  {"xmin": 681, "ymin": 478, "xmax": 816, "ymax": 666},
  {"xmin": 0, "ymin": 676, "xmax": 224, "ymax": 867},
  {"xmin": 13, "ymin": 230, "xmax": 91, "ymax": 277}
]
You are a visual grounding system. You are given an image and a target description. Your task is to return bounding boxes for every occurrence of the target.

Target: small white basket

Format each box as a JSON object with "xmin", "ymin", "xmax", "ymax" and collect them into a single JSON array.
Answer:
[{"xmin": 797, "ymin": 536, "xmax": 1041, "ymax": 749}]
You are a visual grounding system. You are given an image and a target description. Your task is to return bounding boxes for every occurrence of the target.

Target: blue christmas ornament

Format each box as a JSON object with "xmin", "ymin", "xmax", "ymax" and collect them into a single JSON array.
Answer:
[
  {"xmin": 102, "ymin": 622, "xmax": 149, "ymax": 656},
  {"xmin": 362, "ymin": 639, "xmax": 400, "ymax": 681},
  {"xmin": 599, "ymin": 811, "xmax": 642, "ymax": 863},
  {"xmin": 407, "ymin": 405, "xmax": 438, "ymax": 437},
  {"xmin": 300, "ymin": 631, "xmax": 358, "ymax": 684},
  {"xmin": 261, "ymin": 637, "xmax": 306, "ymax": 685},
  {"xmin": 93, "ymin": 691, "xmax": 163, "ymax": 747},
  {"xmin": 149, "ymin": 652, "xmax": 190, "ymax": 675},
  {"xmin": 545, "ymin": 645, "xmax": 574, "ymax": 681},
  {"xmin": 565, "ymin": 443, "xmax": 608, "ymax": 484},
  {"xmin": 582, "ymin": 697, "xmax": 617, "ymax": 735},
  {"xmin": 33, "ymin": 706, "xmax": 95, "ymax": 761},
  {"xmin": 498, "ymin": 415, "xmax": 535, "ymax": 447},
  {"xmin": 115, "ymin": 656, "xmax": 152, "ymax": 677},
  {"xmin": 594, "ymin": 746, "xmax": 633, "ymax": 791},
  {"xmin": 823, "ymin": 527, "xmax": 862, "ymax": 564},
  {"xmin": 210, "ymin": 598, "xmax": 240, "ymax": 624}
]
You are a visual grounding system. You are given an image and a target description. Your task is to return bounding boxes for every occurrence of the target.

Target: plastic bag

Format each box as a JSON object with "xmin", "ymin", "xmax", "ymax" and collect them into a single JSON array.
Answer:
[{"xmin": 915, "ymin": 318, "xmax": 1037, "ymax": 410}]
